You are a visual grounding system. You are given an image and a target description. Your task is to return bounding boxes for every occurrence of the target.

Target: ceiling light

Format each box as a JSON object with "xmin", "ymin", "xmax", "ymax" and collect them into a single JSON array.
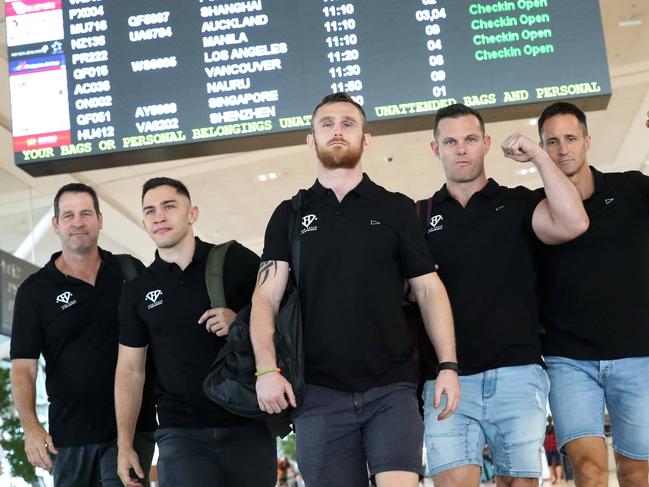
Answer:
[
  {"xmin": 258, "ymin": 172, "xmax": 280, "ymax": 182},
  {"xmin": 528, "ymin": 118, "xmax": 537, "ymax": 126},
  {"xmin": 516, "ymin": 167, "xmax": 538, "ymax": 176}
]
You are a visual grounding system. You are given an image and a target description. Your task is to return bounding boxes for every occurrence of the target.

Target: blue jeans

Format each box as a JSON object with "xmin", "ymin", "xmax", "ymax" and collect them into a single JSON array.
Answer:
[
  {"xmin": 424, "ymin": 364, "xmax": 549, "ymax": 478},
  {"xmin": 52, "ymin": 431, "xmax": 154, "ymax": 487},
  {"xmin": 545, "ymin": 356, "xmax": 649, "ymax": 460},
  {"xmin": 154, "ymin": 421, "xmax": 276, "ymax": 487}
]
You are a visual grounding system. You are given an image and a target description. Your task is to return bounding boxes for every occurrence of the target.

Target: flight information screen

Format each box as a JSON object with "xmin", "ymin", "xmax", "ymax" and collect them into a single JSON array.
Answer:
[
  {"xmin": 5, "ymin": 0, "xmax": 610, "ymax": 176},
  {"xmin": 0, "ymin": 250, "xmax": 38, "ymax": 336}
]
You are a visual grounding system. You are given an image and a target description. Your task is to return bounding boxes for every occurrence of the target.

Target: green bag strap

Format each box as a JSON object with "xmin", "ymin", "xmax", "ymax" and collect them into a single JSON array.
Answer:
[
  {"xmin": 205, "ymin": 240, "xmax": 235, "ymax": 308},
  {"xmin": 114, "ymin": 254, "xmax": 139, "ymax": 282}
]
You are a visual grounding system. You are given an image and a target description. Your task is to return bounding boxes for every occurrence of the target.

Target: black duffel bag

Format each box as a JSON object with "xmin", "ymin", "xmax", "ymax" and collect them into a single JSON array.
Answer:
[{"xmin": 203, "ymin": 192, "xmax": 306, "ymax": 437}]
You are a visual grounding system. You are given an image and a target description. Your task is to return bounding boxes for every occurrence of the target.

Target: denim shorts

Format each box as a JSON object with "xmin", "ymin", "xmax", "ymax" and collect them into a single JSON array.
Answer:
[
  {"xmin": 292, "ymin": 382, "xmax": 423, "ymax": 487},
  {"xmin": 545, "ymin": 356, "xmax": 649, "ymax": 460},
  {"xmin": 423, "ymin": 364, "xmax": 549, "ymax": 478}
]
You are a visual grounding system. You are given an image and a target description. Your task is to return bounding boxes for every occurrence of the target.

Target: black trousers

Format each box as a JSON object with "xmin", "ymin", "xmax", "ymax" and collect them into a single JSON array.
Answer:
[
  {"xmin": 52, "ymin": 431, "xmax": 155, "ymax": 487},
  {"xmin": 154, "ymin": 421, "xmax": 276, "ymax": 487}
]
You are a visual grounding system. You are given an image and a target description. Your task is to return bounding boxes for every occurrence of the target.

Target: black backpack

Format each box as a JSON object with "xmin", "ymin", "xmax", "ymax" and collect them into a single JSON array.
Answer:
[
  {"xmin": 114, "ymin": 254, "xmax": 143, "ymax": 282},
  {"xmin": 203, "ymin": 191, "xmax": 306, "ymax": 437}
]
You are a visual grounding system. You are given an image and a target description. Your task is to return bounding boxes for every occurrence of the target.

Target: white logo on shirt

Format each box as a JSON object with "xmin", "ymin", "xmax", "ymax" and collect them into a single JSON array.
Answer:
[
  {"xmin": 605, "ymin": 198, "xmax": 614, "ymax": 205},
  {"xmin": 145, "ymin": 289, "xmax": 163, "ymax": 309},
  {"xmin": 428, "ymin": 215, "xmax": 444, "ymax": 233},
  {"xmin": 370, "ymin": 220, "xmax": 381, "ymax": 226},
  {"xmin": 56, "ymin": 291, "xmax": 77, "ymax": 310},
  {"xmin": 496, "ymin": 205, "xmax": 505, "ymax": 212},
  {"xmin": 301, "ymin": 214, "xmax": 318, "ymax": 234},
  {"xmin": 56, "ymin": 291, "xmax": 72, "ymax": 304}
]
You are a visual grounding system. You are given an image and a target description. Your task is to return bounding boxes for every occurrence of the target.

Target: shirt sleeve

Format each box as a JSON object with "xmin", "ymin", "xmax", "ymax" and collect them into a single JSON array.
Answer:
[
  {"xmin": 118, "ymin": 280, "xmax": 149, "ymax": 348},
  {"xmin": 396, "ymin": 196, "xmax": 437, "ymax": 278},
  {"xmin": 638, "ymin": 172, "xmax": 649, "ymax": 213},
  {"xmin": 260, "ymin": 200, "xmax": 293, "ymax": 263},
  {"xmin": 10, "ymin": 280, "xmax": 42, "ymax": 359},
  {"xmin": 521, "ymin": 186, "xmax": 544, "ymax": 237},
  {"xmin": 223, "ymin": 242, "xmax": 261, "ymax": 312}
]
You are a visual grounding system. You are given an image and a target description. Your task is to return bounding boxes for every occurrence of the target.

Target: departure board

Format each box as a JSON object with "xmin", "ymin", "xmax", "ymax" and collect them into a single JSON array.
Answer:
[
  {"xmin": 5, "ymin": 0, "xmax": 611, "ymax": 176},
  {"xmin": 0, "ymin": 250, "xmax": 38, "ymax": 336}
]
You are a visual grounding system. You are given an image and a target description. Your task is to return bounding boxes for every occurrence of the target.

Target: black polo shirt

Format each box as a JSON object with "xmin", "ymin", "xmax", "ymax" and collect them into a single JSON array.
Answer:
[
  {"xmin": 10, "ymin": 249, "xmax": 156, "ymax": 448},
  {"xmin": 261, "ymin": 174, "xmax": 436, "ymax": 392},
  {"xmin": 119, "ymin": 238, "xmax": 260, "ymax": 428},
  {"xmin": 418, "ymin": 179, "xmax": 544, "ymax": 377},
  {"xmin": 538, "ymin": 167, "xmax": 649, "ymax": 359}
]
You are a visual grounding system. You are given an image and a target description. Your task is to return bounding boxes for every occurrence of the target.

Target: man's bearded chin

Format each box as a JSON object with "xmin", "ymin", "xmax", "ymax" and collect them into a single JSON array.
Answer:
[{"xmin": 315, "ymin": 140, "xmax": 364, "ymax": 169}]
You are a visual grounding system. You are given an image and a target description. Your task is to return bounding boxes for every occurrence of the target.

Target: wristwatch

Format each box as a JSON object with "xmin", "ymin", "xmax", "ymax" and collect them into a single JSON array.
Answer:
[{"xmin": 438, "ymin": 361, "xmax": 459, "ymax": 373}]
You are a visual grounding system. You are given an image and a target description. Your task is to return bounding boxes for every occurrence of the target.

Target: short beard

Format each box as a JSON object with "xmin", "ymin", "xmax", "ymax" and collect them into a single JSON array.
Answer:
[
  {"xmin": 315, "ymin": 140, "xmax": 363, "ymax": 170},
  {"xmin": 448, "ymin": 171, "xmax": 481, "ymax": 184},
  {"xmin": 444, "ymin": 161, "xmax": 484, "ymax": 185},
  {"xmin": 63, "ymin": 237, "xmax": 97, "ymax": 255}
]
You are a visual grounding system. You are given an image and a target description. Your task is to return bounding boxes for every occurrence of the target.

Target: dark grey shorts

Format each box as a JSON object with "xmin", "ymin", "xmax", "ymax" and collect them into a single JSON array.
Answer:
[{"xmin": 292, "ymin": 382, "xmax": 423, "ymax": 487}]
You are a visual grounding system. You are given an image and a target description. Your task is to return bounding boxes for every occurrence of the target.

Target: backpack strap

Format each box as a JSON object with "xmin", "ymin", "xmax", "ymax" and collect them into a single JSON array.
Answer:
[
  {"xmin": 114, "ymin": 254, "xmax": 140, "ymax": 282},
  {"xmin": 415, "ymin": 197, "xmax": 434, "ymax": 228},
  {"xmin": 288, "ymin": 190, "xmax": 308, "ymax": 286},
  {"xmin": 205, "ymin": 240, "xmax": 236, "ymax": 308}
]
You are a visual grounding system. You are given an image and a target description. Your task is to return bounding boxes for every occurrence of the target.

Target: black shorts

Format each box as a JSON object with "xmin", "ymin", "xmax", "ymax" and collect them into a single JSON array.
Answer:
[
  {"xmin": 292, "ymin": 382, "xmax": 423, "ymax": 487},
  {"xmin": 546, "ymin": 450, "xmax": 561, "ymax": 466}
]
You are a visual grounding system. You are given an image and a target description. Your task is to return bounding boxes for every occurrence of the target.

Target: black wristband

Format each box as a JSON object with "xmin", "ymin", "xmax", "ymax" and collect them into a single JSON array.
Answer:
[{"xmin": 438, "ymin": 362, "xmax": 459, "ymax": 373}]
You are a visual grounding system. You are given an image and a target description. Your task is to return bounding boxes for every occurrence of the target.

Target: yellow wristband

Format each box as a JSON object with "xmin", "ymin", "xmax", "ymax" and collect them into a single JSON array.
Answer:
[{"xmin": 255, "ymin": 368, "xmax": 281, "ymax": 377}]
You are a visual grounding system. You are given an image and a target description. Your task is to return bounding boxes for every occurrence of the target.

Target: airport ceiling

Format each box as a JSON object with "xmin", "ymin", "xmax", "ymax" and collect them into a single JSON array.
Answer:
[{"xmin": 0, "ymin": 0, "xmax": 648, "ymax": 265}]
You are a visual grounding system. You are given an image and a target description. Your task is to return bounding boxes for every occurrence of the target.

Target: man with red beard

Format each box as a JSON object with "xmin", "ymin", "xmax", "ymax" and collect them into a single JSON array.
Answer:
[{"xmin": 250, "ymin": 93, "xmax": 460, "ymax": 487}]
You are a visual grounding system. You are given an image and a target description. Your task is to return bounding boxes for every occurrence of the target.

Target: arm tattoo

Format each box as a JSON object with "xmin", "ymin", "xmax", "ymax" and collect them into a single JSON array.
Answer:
[{"xmin": 256, "ymin": 261, "xmax": 277, "ymax": 287}]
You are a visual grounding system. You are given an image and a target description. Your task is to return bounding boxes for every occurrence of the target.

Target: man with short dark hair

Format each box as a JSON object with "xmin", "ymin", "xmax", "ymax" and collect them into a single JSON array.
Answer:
[
  {"xmin": 10, "ymin": 183, "xmax": 156, "ymax": 487},
  {"xmin": 536, "ymin": 102, "xmax": 649, "ymax": 487},
  {"xmin": 251, "ymin": 92, "xmax": 460, "ymax": 487},
  {"xmin": 419, "ymin": 104, "xmax": 588, "ymax": 487},
  {"xmin": 116, "ymin": 177, "xmax": 276, "ymax": 487}
]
